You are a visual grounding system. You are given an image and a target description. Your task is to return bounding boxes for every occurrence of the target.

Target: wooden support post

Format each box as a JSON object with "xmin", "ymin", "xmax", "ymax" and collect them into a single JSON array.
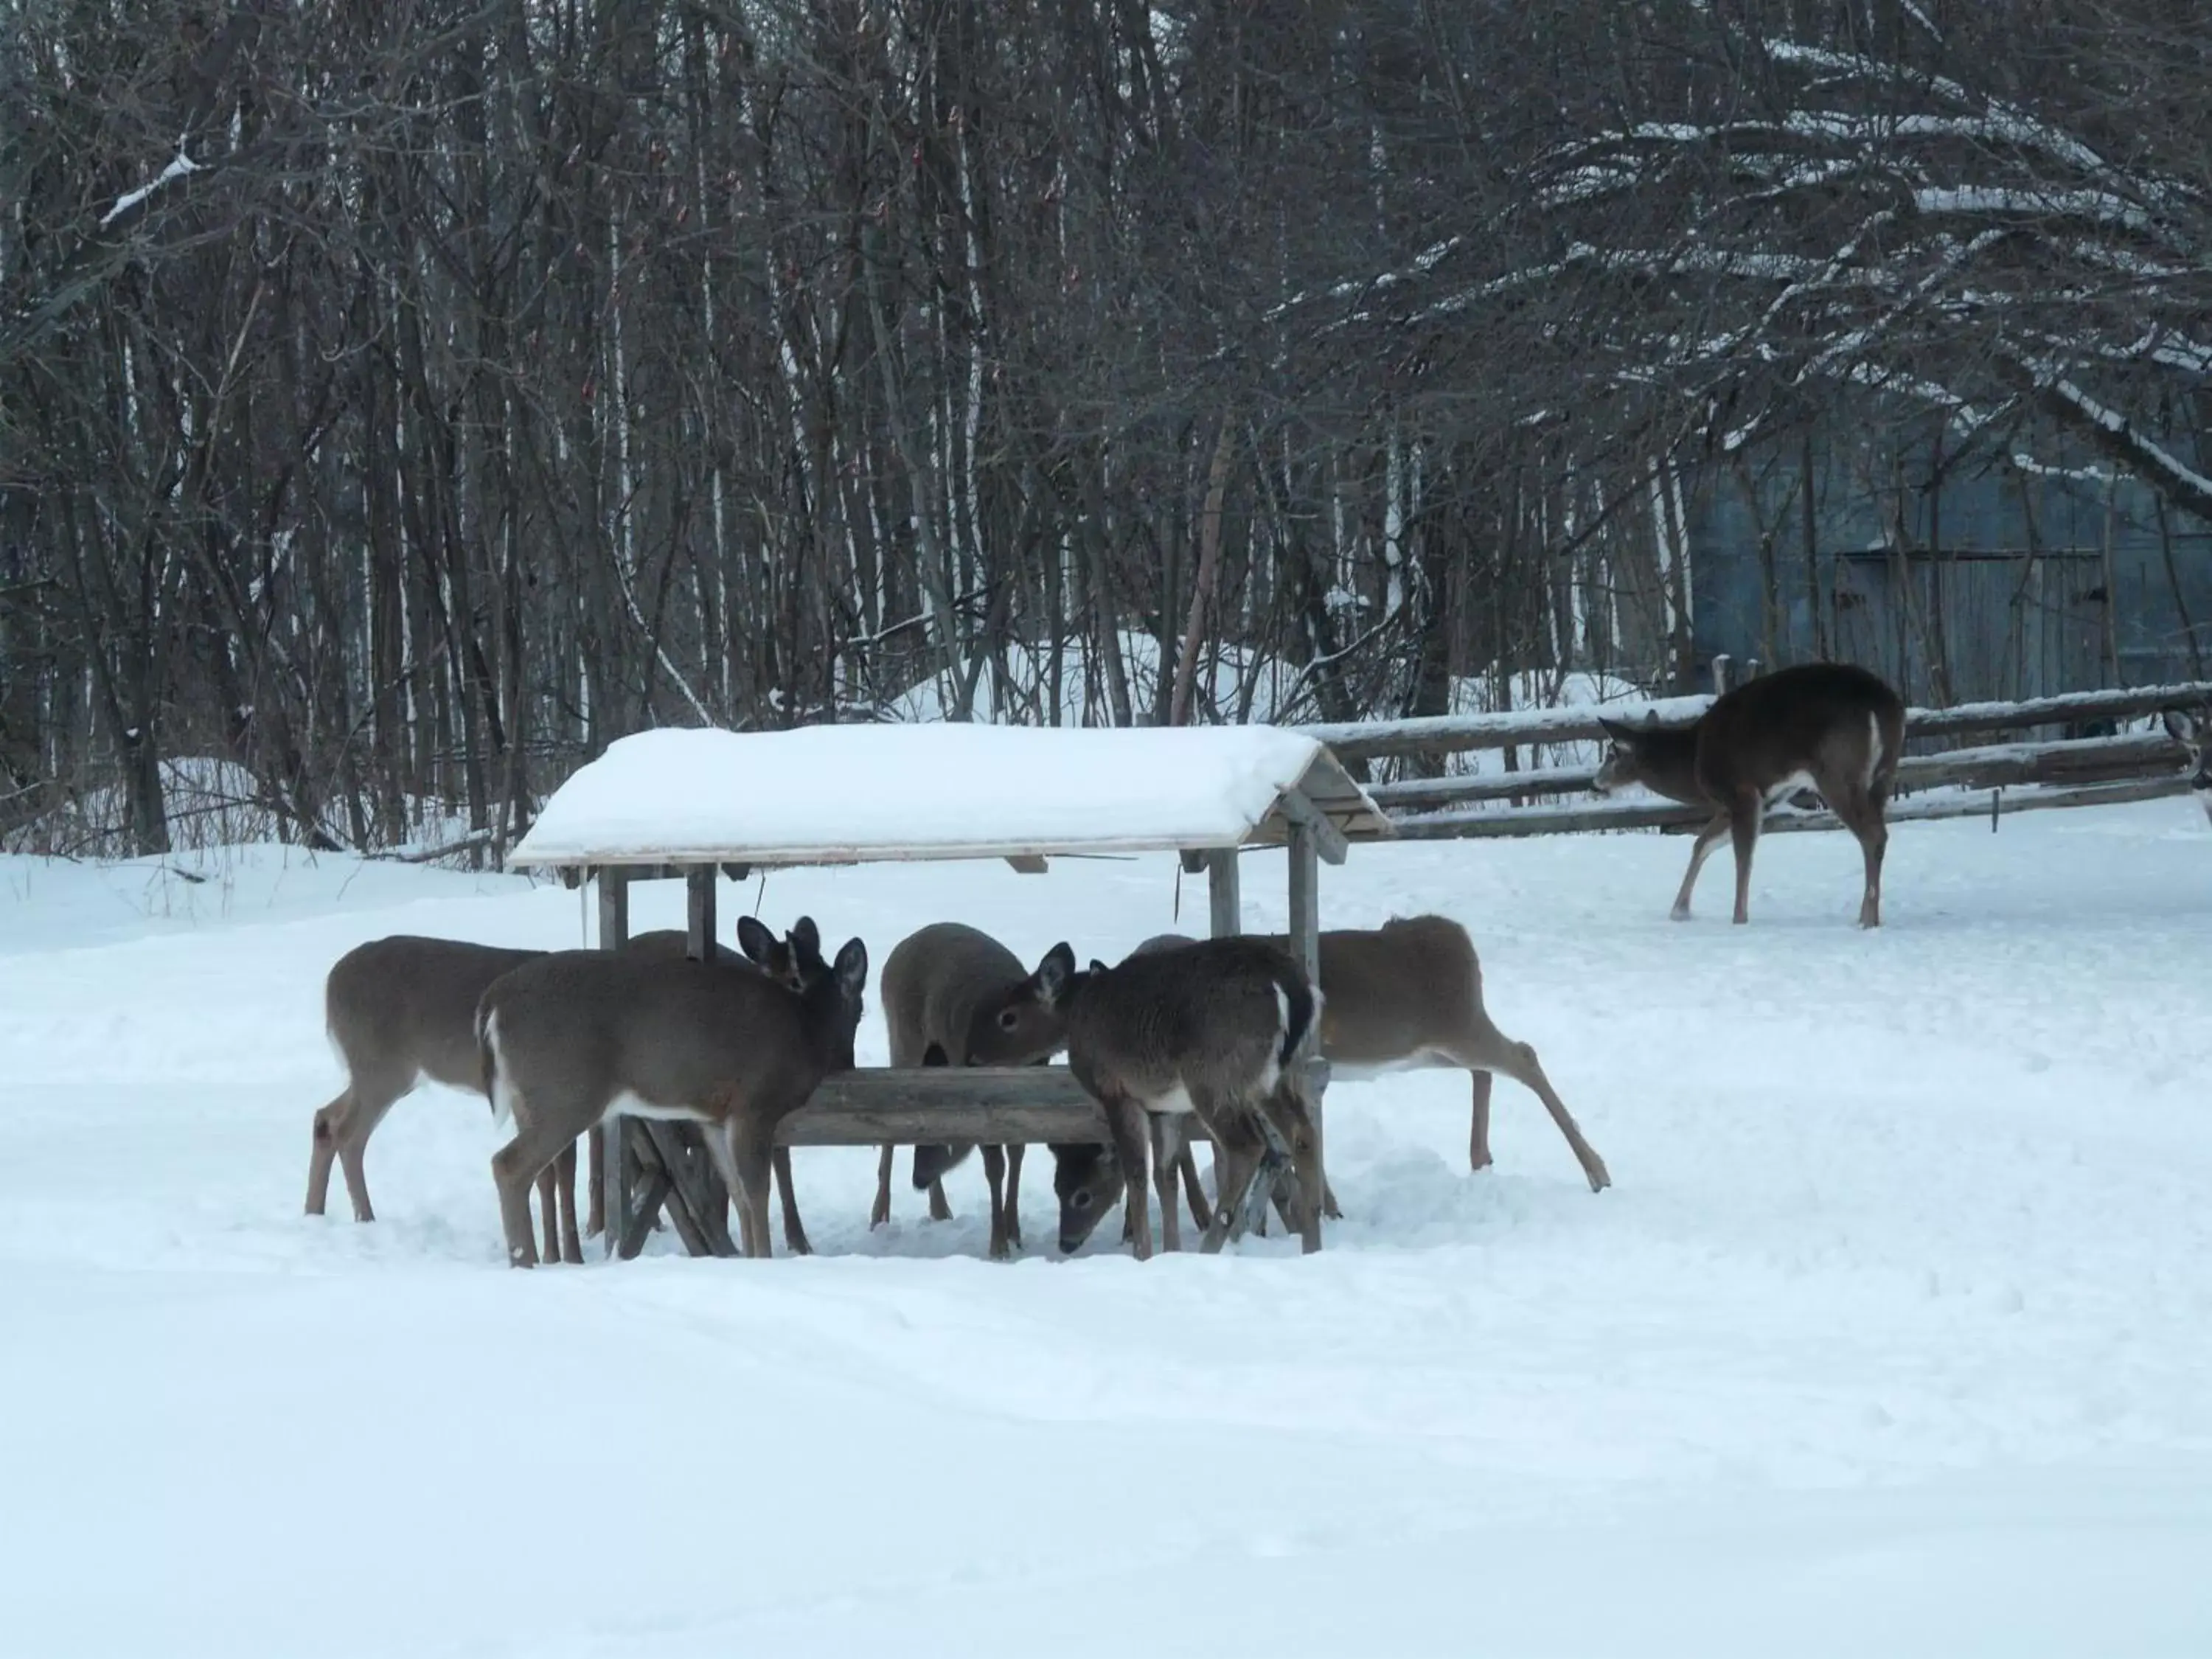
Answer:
[
  {"xmin": 597, "ymin": 870, "xmax": 633, "ymax": 1259},
  {"xmin": 678, "ymin": 863, "xmax": 731, "ymax": 1251},
  {"xmin": 1711, "ymin": 653, "xmax": 1733, "ymax": 695},
  {"xmin": 686, "ymin": 863, "xmax": 717, "ymax": 961},
  {"xmin": 1206, "ymin": 848, "xmax": 1241, "ymax": 938},
  {"xmin": 1286, "ymin": 821, "xmax": 1320, "ymax": 984},
  {"xmin": 1284, "ymin": 818, "xmax": 1325, "ymax": 1251}
]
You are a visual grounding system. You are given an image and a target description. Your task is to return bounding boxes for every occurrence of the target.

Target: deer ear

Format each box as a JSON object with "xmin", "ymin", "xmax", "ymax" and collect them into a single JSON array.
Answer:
[
  {"xmin": 734, "ymin": 915, "xmax": 777, "ymax": 963},
  {"xmin": 832, "ymin": 938, "xmax": 868, "ymax": 998},
  {"xmin": 788, "ymin": 915, "xmax": 821, "ymax": 957},
  {"xmin": 1035, "ymin": 942, "xmax": 1078, "ymax": 1003},
  {"xmin": 2163, "ymin": 709, "xmax": 2199, "ymax": 745},
  {"xmin": 1596, "ymin": 717, "xmax": 1629, "ymax": 742}
]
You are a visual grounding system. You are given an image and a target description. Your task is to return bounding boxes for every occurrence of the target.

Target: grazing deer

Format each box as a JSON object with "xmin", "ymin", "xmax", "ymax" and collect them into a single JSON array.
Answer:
[
  {"xmin": 875, "ymin": 922, "xmax": 1063, "ymax": 1259},
  {"xmin": 305, "ymin": 919, "xmax": 810, "ymax": 1263},
  {"xmin": 1593, "ymin": 661, "xmax": 1907, "ymax": 928},
  {"xmin": 1050, "ymin": 916, "xmax": 1607, "ymax": 1251},
  {"xmin": 478, "ymin": 928, "xmax": 869, "ymax": 1267},
  {"xmin": 592, "ymin": 919, "xmax": 817, "ymax": 1255},
  {"xmin": 2161, "ymin": 710, "xmax": 2212, "ymax": 823},
  {"xmin": 981, "ymin": 936, "xmax": 1328, "ymax": 1260}
]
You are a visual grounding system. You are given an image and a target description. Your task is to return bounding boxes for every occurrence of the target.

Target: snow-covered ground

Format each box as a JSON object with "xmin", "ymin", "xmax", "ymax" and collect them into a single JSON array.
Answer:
[{"xmin": 5, "ymin": 801, "xmax": 2211, "ymax": 1658}]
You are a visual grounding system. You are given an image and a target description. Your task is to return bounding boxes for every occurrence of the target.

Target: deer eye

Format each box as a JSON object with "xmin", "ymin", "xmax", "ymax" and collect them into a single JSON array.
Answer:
[
  {"xmin": 1074, "ymin": 1189, "xmax": 1091, "ymax": 1209},
  {"xmin": 997, "ymin": 1008, "xmax": 1019, "ymax": 1030}
]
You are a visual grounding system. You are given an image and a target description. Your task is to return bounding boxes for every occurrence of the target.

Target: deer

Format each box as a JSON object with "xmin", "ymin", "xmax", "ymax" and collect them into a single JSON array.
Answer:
[
  {"xmin": 1592, "ymin": 660, "xmax": 1907, "ymax": 928},
  {"xmin": 873, "ymin": 922, "xmax": 1065, "ymax": 1259},
  {"xmin": 947, "ymin": 931, "xmax": 1219, "ymax": 1256},
  {"xmin": 1048, "ymin": 916, "xmax": 1607, "ymax": 1253},
  {"xmin": 477, "ymin": 927, "xmax": 869, "ymax": 1267},
  {"xmin": 588, "ymin": 919, "xmax": 817, "ymax": 1256},
  {"xmin": 2161, "ymin": 710, "xmax": 2212, "ymax": 824},
  {"xmin": 304, "ymin": 918, "xmax": 812, "ymax": 1265},
  {"xmin": 975, "ymin": 934, "xmax": 1329, "ymax": 1259}
]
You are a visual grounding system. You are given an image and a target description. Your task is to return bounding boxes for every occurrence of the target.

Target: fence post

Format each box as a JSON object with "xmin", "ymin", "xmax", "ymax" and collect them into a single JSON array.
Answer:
[{"xmin": 1711, "ymin": 654, "xmax": 1733, "ymax": 694}]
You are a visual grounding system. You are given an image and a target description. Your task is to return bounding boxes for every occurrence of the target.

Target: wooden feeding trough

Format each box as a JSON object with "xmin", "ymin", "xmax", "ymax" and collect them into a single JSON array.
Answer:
[{"xmin": 504, "ymin": 723, "xmax": 1390, "ymax": 1258}]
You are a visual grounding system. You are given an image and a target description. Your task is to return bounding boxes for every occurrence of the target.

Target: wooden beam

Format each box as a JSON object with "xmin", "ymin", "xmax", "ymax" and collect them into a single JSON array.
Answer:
[
  {"xmin": 686, "ymin": 864, "xmax": 717, "ymax": 961},
  {"xmin": 1206, "ymin": 848, "xmax": 1241, "ymax": 938},
  {"xmin": 780, "ymin": 1066, "xmax": 1107, "ymax": 1147},
  {"xmin": 1388, "ymin": 774, "xmax": 2196, "ymax": 840},
  {"xmin": 616, "ymin": 1162, "xmax": 669, "ymax": 1260},
  {"xmin": 630, "ymin": 1128, "xmax": 713, "ymax": 1257},
  {"xmin": 597, "ymin": 871, "xmax": 632, "ymax": 1259},
  {"xmin": 1285, "ymin": 814, "xmax": 1325, "ymax": 1245},
  {"xmin": 1285, "ymin": 819, "xmax": 1321, "ymax": 984},
  {"xmin": 1276, "ymin": 787, "xmax": 1349, "ymax": 865},
  {"xmin": 1373, "ymin": 730, "xmax": 2189, "ymax": 813}
]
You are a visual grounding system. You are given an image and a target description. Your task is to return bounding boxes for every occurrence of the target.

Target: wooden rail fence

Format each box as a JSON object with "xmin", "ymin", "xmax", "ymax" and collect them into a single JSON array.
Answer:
[{"xmin": 1301, "ymin": 672, "xmax": 2212, "ymax": 841}]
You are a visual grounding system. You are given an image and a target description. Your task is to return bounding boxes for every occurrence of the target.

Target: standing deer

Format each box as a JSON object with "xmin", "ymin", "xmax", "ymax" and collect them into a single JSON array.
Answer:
[
  {"xmin": 978, "ymin": 935, "xmax": 1328, "ymax": 1260},
  {"xmin": 2161, "ymin": 710, "xmax": 2212, "ymax": 823},
  {"xmin": 874, "ymin": 922, "xmax": 1062, "ymax": 1259},
  {"xmin": 1593, "ymin": 661, "xmax": 1907, "ymax": 928},
  {"xmin": 1049, "ymin": 916, "xmax": 1607, "ymax": 1252},
  {"xmin": 591, "ymin": 919, "xmax": 816, "ymax": 1255},
  {"xmin": 477, "ymin": 928, "xmax": 868, "ymax": 1266},
  {"xmin": 305, "ymin": 919, "xmax": 810, "ymax": 1263}
]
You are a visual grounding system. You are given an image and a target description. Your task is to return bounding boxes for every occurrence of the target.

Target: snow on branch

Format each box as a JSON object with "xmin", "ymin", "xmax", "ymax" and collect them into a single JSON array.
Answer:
[{"xmin": 100, "ymin": 144, "xmax": 201, "ymax": 228}]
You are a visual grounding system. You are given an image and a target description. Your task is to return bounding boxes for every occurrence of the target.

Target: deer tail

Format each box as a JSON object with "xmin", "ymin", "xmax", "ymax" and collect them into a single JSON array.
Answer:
[
  {"xmin": 1272, "ymin": 965, "xmax": 1321, "ymax": 1068},
  {"xmin": 479, "ymin": 1004, "xmax": 510, "ymax": 1125}
]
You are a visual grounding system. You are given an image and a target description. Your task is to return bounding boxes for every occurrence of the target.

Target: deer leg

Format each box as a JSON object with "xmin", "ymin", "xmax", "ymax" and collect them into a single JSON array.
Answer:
[
  {"xmin": 1178, "ymin": 1138, "xmax": 1213, "ymax": 1235},
  {"xmin": 585, "ymin": 1125, "xmax": 605, "ymax": 1238},
  {"xmin": 536, "ymin": 1166, "xmax": 559, "ymax": 1263},
  {"xmin": 1455, "ymin": 1023, "xmax": 1611, "ymax": 1192},
  {"xmin": 305, "ymin": 1091, "xmax": 349, "ymax": 1217},
  {"xmin": 554, "ymin": 1139, "xmax": 584, "ymax": 1265},
  {"xmin": 981, "ymin": 1144, "xmax": 1012, "ymax": 1259},
  {"xmin": 708, "ymin": 1121, "xmax": 776, "ymax": 1260},
  {"xmin": 926, "ymin": 1172, "xmax": 953, "ymax": 1222},
  {"xmin": 1670, "ymin": 813, "xmax": 1731, "ymax": 921},
  {"xmin": 492, "ymin": 1113, "xmax": 580, "ymax": 1269},
  {"xmin": 1004, "ymin": 1145, "xmax": 1025, "ymax": 1251},
  {"xmin": 1468, "ymin": 1069, "xmax": 1495, "ymax": 1172},
  {"xmin": 1253, "ymin": 1082, "xmax": 1326, "ymax": 1253},
  {"xmin": 1103, "ymin": 1096, "xmax": 1153, "ymax": 1261},
  {"xmin": 1830, "ymin": 785, "xmax": 1890, "ymax": 929},
  {"xmin": 1150, "ymin": 1119, "xmax": 1183, "ymax": 1254},
  {"xmin": 1727, "ymin": 788, "xmax": 1763, "ymax": 925},
  {"xmin": 871, "ymin": 1145, "xmax": 895, "ymax": 1228},
  {"xmin": 770, "ymin": 1148, "xmax": 810, "ymax": 1255},
  {"xmin": 319, "ymin": 1075, "xmax": 404, "ymax": 1223}
]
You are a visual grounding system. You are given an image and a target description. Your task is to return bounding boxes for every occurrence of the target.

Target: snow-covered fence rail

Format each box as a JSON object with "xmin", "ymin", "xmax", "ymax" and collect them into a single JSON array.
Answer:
[{"xmin": 1300, "ymin": 679, "xmax": 2212, "ymax": 840}]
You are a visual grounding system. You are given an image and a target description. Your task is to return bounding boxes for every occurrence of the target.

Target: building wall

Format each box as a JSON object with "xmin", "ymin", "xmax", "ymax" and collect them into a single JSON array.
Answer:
[{"xmin": 1686, "ymin": 421, "xmax": 2212, "ymax": 703}]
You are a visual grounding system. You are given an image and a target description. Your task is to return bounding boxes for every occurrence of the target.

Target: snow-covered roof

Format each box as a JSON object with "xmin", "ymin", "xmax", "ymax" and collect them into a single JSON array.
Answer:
[{"xmin": 507, "ymin": 723, "xmax": 1390, "ymax": 869}]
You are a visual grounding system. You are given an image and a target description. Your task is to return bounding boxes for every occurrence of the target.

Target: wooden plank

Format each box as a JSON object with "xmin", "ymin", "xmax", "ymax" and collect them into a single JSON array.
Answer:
[
  {"xmin": 597, "ymin": 872, "xmax": 632, "ymax": 1259},
  {"xmin": 630, "ymin": 1126, "xmax": 714, "ymax": 1257},
  {"xmin": 686, "ymin": 864, "xmax": 717, "ymax": 961},
  {"xmin": 1276, "ymin": 785, "xmax": 1350, "ymax": 865},
  {"xmin": 616, "ymin": 1157, "xmax": 669, "ymax": 1260},
  {"xmin": 1285, "ymin": 815, "xmax": 1324, "ymax": 1238},
  {"xmin": 1388, "ymin": 775, "xmax": 2195, "ymax": 840},
  {"xmin": 1370, "ymin": 731, "xmax": 2189, "ymax": 813},
  {"xmin": 1207, "ymin": 848, "xmax": 1241, "ymax": 939},
  {"xmin": 780, "ymin": 1066, "xmax": 1107, "ymax": 1147},
  {"xmin": 1286, "ymin": 820, "xmax": 1321, "ymax": 984}
]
